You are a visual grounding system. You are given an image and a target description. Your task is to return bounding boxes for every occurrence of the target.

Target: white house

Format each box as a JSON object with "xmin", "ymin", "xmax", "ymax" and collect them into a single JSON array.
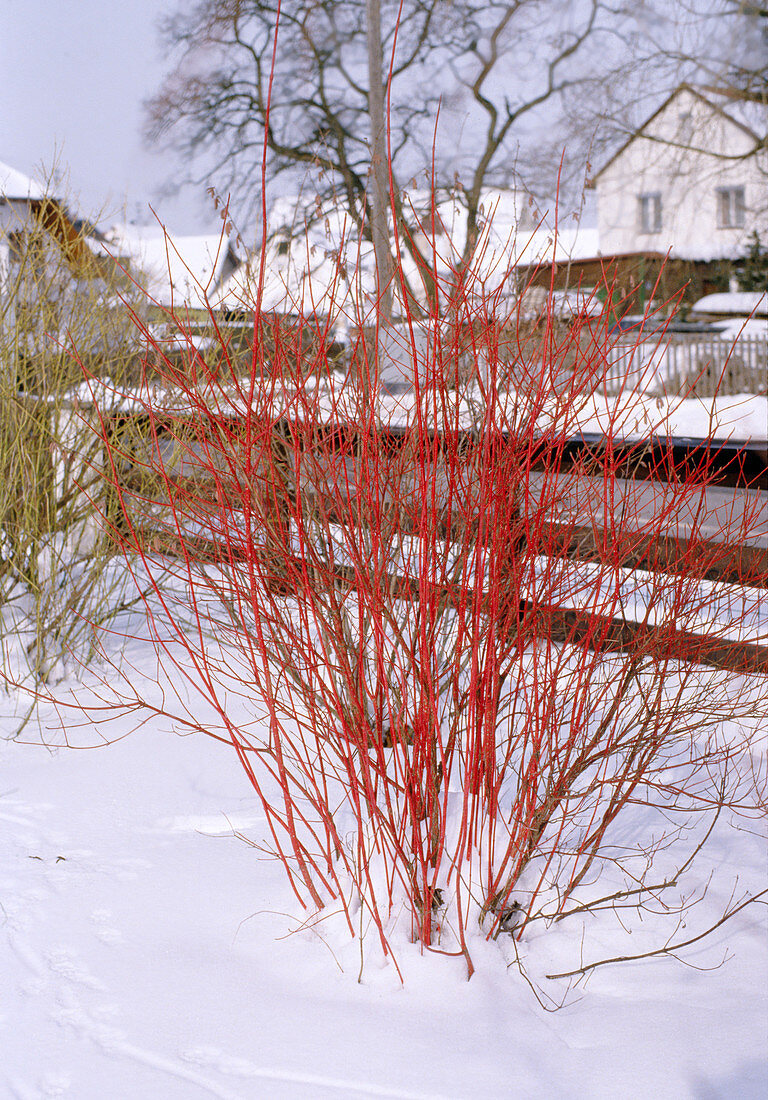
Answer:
[
  {"xmin": 593, "ymin": 85, "xmax": 768, "ymax": 262},
  {"xmin": 0, "ymin": 160, "xmax": 46, "ymax": 217},
  {"xmin": 0, "ymin": 160, "xmax": 131, "ymax": 297},
  {"xmin": 0, "ymin": 162, "xmax": 141, "ymax": 368}
]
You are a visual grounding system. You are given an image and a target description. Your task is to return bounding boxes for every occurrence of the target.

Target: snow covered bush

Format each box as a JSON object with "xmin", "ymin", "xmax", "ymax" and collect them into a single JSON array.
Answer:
[{"xmin": 79, "ymin": 196, "xmax": 768, "ymax": 979}]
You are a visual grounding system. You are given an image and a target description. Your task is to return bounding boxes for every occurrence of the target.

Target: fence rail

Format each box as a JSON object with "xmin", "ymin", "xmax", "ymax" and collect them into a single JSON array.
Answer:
[
  {"xmin": 598, "ymin": 335, "xmax": 767, "ymax": 398},
  {"xmin": 116, "ymin": 414, "xmax": 768, "ymax": 675}
]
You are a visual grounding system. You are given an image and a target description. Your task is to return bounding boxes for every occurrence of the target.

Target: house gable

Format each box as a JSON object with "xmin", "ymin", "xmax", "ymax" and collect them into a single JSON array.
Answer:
[
  {"xmin": 591, "ymin": 85, "xmax": 762, "ymax": 184},
  {"xmin": 593, "ymin": 86, "xmax": 767, "ymax": 263}
]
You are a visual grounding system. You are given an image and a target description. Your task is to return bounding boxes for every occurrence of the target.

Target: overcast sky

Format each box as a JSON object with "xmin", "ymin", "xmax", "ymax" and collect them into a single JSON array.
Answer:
[{"xmin": 1, "ymin": 0, "xmax": 219, "ymax": 233}]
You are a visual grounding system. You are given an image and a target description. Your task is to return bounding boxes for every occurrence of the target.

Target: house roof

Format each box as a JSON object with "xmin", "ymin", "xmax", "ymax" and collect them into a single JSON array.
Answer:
[
  {"xmin": 590, "ymin": 84, "xmax": 767, "ymax": 184},
  {"xmin": 697, "ymin": 88, "xmax": 767, "ymax": 140},
  {"xmin": 690, "ymin": 291, "xmax": 767, "ymax": 318},
  {"xmin": 102, "ymin": 224, "xmax": 239, "ymax": 308},
  {"xmin": 0, "ymin": 160, "xmax": 46, "ymax": 201},
  {"xmin": 215, "ymin": 191, "xmax": 602, "ymax": 317}
]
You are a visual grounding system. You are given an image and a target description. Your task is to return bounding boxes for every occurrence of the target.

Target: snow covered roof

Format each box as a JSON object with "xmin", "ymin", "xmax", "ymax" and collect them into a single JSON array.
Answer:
[
  {"xmin": 215, "ymin": 191, "xmax": 601, "ymax": 318},
  {"xmin": 0, "ymin": 160, "xmax": 46, "ymax": 201},
  {"xmin": 691, "ymin": 291, "xmax": 768, "ymax": 318},
  {"xmin": 514, "ymin": 225, "xmax": 601, "ymax": 267},
  {"xmin": 401, "ymin": 189, "xmax": 600, "ymax": 268},
  {"xmin": 103, "ymin": 224, "xmax": 239, "ymax": 309}
]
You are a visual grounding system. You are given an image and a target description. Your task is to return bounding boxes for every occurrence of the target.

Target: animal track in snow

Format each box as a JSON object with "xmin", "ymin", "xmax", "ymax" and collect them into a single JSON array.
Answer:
[
  {"xmin": 36, "ymin": 1071, "xmax": 73, "ymax": 1098},
  {"xmin": 0, "ymin": 808, "xmax": 36, "ymax": 829},
  {"xmin": 89, "ymin": 908, "xmax": 123, "ymax": 945},
  {"xmin": 158, "ymin": 812, "xmax": 266, "ymax": 836},
  {"xmin": 44, "ymin": 948, "xmax": 107, "ymax": 992},
  {"xmin": 180, "ymin": 1046, "xmax": 442, "ymax": 1097},
  {"xmin": 48, "ymin": 994, "xmax": 242, "ymax": 1100}
]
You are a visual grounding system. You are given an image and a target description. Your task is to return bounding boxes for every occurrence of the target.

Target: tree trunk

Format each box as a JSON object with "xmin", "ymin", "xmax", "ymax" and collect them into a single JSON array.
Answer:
[{"xmin": 366, "ymin": 0, "xmax": 394, "ymax": 397}]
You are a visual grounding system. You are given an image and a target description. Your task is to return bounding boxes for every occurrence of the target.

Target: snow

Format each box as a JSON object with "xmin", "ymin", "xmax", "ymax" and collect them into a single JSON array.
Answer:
[
  {"xmin": 526, "ymin": 554, "xmax": 768, "ymax": 638},
  {"xmin": 214, "ymin": 192, "xmax": 600, "ymax": 318},
  {"xmin": 0, "ymin": 160, "xmax": 47, "ymax": 201},
  {"xmin": 1, "ymin": 656, "xmax": 767, "ymax": 1098},
  {"xmin": 713, "ymin": 317, "xmax": 768, "ymax": 341},
  {"xmin": 691, "ymin": 292, "xmax": 768, "ymax": 318},
  {"xmin": 573, "ymin": 392, "xmax": 768, "ymax": 442},
  {"xmin": 2, "ymin": 339, "xmax": 767, "ymax": 1097},
  {"xmin": 62, "ymin": 369, "xmax": 768, "ymax": 446},
  {"xmin": 376, "ymin": 390, "xmax": 768, "ymax": 443},
  {"xmin": 102, "ymin": 225, "xmax": 234, "ymax": 309}
]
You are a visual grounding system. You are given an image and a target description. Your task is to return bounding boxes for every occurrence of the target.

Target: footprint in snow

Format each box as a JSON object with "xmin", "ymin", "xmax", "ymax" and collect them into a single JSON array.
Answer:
[
  {"xmin": 182, "ymin": 1045, "xmax": 260, "ymax": 1078},
  {"xmin": 45, "ymin": 948, "xmax": 107, "ymax": 992},
  {"xmin": 90, "ymin": 909, "xmax": 123, "ymax": 945},
  {"xmin": 37, "ymin": 1072, "xmax": 73, "ymax": 1098}
]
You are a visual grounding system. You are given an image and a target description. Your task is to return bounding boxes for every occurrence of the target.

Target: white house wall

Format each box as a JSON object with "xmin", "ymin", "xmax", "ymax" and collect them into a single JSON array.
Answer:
[
  {"xmin": 596, "ymin": 89, "xmax": 768, "ymax": 261},
  {"xmin": 0, "ymin": 199, "xmax": 35, "ymax": 339}
]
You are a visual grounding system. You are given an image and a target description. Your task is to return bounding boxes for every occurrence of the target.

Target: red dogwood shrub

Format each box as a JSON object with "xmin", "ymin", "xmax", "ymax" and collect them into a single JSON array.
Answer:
[{"xmin": 76, "ymin": 211, "xmax": 767, "ymax": 977}]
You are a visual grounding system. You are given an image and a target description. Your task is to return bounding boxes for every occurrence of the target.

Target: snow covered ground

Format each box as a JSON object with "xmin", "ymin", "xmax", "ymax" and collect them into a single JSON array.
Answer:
[
  {"xmin": 1, "ymin": 665, "xmax": 767, "ymax": 1099},
  {"xmin": 2, "ymin": 380, "xmax": 766, "ymax": 1098}
]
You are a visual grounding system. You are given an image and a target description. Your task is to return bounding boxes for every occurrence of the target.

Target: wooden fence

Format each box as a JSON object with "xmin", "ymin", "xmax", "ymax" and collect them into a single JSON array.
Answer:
[
  {"xmin": 119, "ymin": 415, "xmax": 768, "ymax": 675},
  {"xmin": 599, "ymin": 335, "xmax": 766, "ymax": 398}
]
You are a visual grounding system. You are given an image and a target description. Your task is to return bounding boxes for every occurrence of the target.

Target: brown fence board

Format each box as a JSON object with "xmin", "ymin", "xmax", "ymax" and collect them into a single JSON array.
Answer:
[{"xmin": 533, "ymin": 522, "xmax": 768, "ymax": 590}]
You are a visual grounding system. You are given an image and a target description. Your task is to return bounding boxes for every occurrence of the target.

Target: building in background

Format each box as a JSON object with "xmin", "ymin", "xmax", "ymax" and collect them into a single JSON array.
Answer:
[{"xmin": 590, "ymin": 85, "xmax": 767, "ymax": 304}]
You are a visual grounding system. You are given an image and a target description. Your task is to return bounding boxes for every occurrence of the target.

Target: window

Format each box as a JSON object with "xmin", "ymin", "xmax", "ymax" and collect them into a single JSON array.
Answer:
[
  {"xmin": 638, "ymin": 193, "xmax": 662, "ymax": 234},
  {"xmin": 679, "ymin": 111, "xmax": 694, "ymax": 142},
  {"xmin": 717, "ymin": 186, "xmax": 745, "ymax": 228}
]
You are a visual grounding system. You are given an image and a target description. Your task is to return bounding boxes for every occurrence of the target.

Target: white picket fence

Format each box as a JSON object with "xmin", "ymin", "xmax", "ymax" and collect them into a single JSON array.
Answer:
[{"xmin": 599, "ymin": 335, "xmax": 766, "ymax": 398}]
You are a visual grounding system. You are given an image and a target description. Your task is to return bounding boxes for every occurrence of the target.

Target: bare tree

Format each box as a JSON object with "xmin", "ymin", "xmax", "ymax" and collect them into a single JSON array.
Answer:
[
  {"xmin": 570, "ymin": 1, "xmax": 767, "ymax": 165},
  {"xmin": 0, "ymin": 178, "xmax": 147, "ymax": 694},
  {"xmin": 147, "ymin": 1, "xmax": 766, "ymax": 297},
  {"xmin": 686, "ymin": 1, "xmax": 765, "ymax": 106},
  {"xmin": 145, "ymin": 2, "xmax": 638, "ymax": 278}
]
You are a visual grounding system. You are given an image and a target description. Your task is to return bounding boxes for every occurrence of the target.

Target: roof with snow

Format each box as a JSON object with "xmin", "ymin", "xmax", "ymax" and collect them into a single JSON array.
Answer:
[
  {"xmin": 102, "ymin": 225, "xmax": 240, "ymax": 309},
  {"xmin": 215, "ymin": 190, "xmax": 601, "ymax": 317},
  {"xmin": 0, "ymin": 160, "xmax": 46, "ymax": 201},
  {"xmin": 691, "ymin": 291, "xmax": 768, "ymax": 318}
]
